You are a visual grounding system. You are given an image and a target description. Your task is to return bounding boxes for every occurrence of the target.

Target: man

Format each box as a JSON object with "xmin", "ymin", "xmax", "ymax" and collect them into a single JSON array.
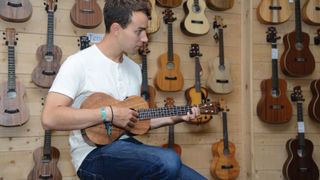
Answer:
[{"xmin": 41, "ymin": 0, "xmax": 207, "ymax": 179}]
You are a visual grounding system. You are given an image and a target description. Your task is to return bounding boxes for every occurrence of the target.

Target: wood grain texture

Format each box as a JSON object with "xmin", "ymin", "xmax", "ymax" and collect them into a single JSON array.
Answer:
[
  {"xmin": 308, "ymin": 79, "xmax": 320, "ymax": 122},
  {"xmin": 256, "ymin": 0, "xmax": 291, "ymax": 24},
  {"xmin": 206, "ymin": 0, "xmax": 234, "ymax": 11},
  {"xmin": 70, "ymin": 0, "xmax": 102, "ymax": 29},
  {"xmin": 0, "ymin": 0, "xmax": 32, "ymax": 22},
  {"xmin": 156, "ymin": 0, "xmax": 182, "ymax": 8},
  {"xmin": 302, "ymin": 0, "xmax": 320, "ymax": 25}
]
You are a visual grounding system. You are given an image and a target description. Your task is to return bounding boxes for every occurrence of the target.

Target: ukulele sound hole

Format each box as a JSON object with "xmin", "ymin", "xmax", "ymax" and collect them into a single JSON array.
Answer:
[
  {"xmin": 295, "ymin": 42, "xmax": 304, "ymax": 51},
  {"xmin": 166, "ymin": 62, "xmax": 174, "ymax": 70},
  {"xmin": 192, "ymin": 5, "xmax": 201, "ymax": 13},
  {"xmin": 7, "ymin": 91, "xmax": 17, "ymax": 99},
  {"xmin": 271, "ymin": 89, "xmax": 280, "ymax": 97}
]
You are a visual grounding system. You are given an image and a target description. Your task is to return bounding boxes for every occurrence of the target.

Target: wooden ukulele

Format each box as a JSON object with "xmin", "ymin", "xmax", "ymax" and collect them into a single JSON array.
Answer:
[
  {"xmin": 70, "ymin": 0, "xmax": 102, "ymax": 29},
  {"xmin": 161, "ymin": 97, "xmax": 182, "ymax": 156},
  {"xmin": 282, "ymin": 86, "xmax": 319, "ymax": 180},
  {"xmin": 180, "ymin": 0, "xmax": 210, "ymax": 36},
  {"xmin": 0, "ymin": 0, "xmax": 32, "ymax": 22},
  {"xmin": 139, "ymin": 43, "xmax": 157, "ymax": 108},
  {"xmin": 80, "ymin": 92, "xmax": 220, "ymax": 146},
  {"xmin": 154, "ymin": 9, "xmax": 184, "ymax": 92},
  {"xmin": 256, "ymin": 0, "xmax": 292, "ymax": 24},
  {"xmin": 308, "ymin": 79, "xmax": 320, "ymax": 122},
  {"xmin": 78, "ymin": 35, "xmax": 90, "ymax": 50},
  {"xmin": 210, "ymin": 98, "xmax": 240, "ymax": 180},
  {"xmin": 280, "ymin": 0, "xmax": 315, "ymax": 77},
  {"xmin": 205, "ymin": 0, "xmax": 234, "ymax": 11},
  {"xmin": 206, "ymin": 16, "xmax": 233, "ymax": 94},
  {"xmin": 185, "ymin": 44, "xmax": 212, "ymax": 124},
  {"xmin": 256, "ymin": 27, "xmax": 292, "ymax": 124},
  {"xmin": 302, "ymin": 0, "xmax": 320, "ymax": 25},
  {"xmin": 32, "ymin": 0, "xmax": 62, "ymax": 88},
  {"xmin": 0, "ymin": 28, "xmax": 29, "ymax": 127},
  {"xmin": 156, "ymin": 0, "xmax": 182, "ymax": 8},
  {"xmin": 28, "ymin": 130, "xmax": 62, "ymax": 180},
  {"xmin": 147, "ymin": 0, "xmax": 160, "ymax": 34}
]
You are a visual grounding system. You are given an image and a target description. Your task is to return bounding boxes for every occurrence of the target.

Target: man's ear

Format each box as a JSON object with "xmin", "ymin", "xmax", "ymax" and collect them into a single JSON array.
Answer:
[{"xmin": 110, "ymin": 23, "xmax": 121, "ymax": 35}]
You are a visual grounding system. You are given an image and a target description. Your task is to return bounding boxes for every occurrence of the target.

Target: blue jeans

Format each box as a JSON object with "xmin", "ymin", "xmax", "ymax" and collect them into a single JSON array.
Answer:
[{"xmin": 77, "ymin": 137, "xmax": 207, "ymax": 180}]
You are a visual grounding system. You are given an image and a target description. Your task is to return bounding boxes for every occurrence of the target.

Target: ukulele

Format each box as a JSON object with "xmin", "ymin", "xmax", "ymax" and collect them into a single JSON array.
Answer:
[
  {"xmin": 80, "ymin": 92, "xmax": 220, "ymax": 146},
  {"xmin": 147, "ymin": 0, "xmax": 160, "ymax": 34},
  {"xmin": 280, "ymin": 0, "xmax": 315, "ymax": 77},
  {"xmin": 154, "ymin": 9, "xmax": 184, "ymax": 92},
  {"xmin": 0, "ymin": 28, "xmax": 29, "ymax": 127},
  {"xmin": 256, "ymin": 27, "xmax": 292, "ymax": 124},
  {"xmin": 139, "ymin": 43, "xmax": 157, "ymax": 108},
  {"xmin": 308, "ymin": 79, "xmax": 320, "ymax": 122},
  {"xmin": 210, "ymin": 98, "xmax": 240, "ymax": 180},
  {"xmin": 205, "ymin": 0, "xmax": 234, "ymax": 11},
  {"xmin": 302, "ymin": 0, "xmax": 320, "ymax": 25},
  {"xmin": 156, "ymin": 0, "xmax": 182, "ymax": 8},
  {"xmin": 28, "ymin": 130, "xmax": 62, "ymax": 180},
  {"xmin": 256, "ymin": 0, "xmax": 292, "ymax": 24},
  {"xmin": 32, "ymin": 0, "xmax": 62, "ymax": 88},
  {"xmin": 185, "ymin": 44, "xmax": 212, "ymax": 124},
  {"xmin": 0, "ymin": 0, "xmax": 32, "ymax": 22},
  {"xmin": 282, "ymin": 86, "xmax": 319, "ymax": 180},
  {"xmin": 70, "ymin": 0, "xmax": 102, "ymax": 29},
  {"xmin": 78, "ymin": 35, "xmax": 90, "ymax": 50},
  {"xmin": 206, "ymin": 16, "xmax": 233, "ymax": 94},
  {"xmin": 180, "ymin": 0, "xmax": 210, "ymax": 36},
  {"xmin": 161, "ymin": 97, "xmax": 182, "ymax": 156}
]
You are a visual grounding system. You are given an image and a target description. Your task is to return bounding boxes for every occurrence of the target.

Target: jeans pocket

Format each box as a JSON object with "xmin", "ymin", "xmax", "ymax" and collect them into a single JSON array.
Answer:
[{"xmin": 77, "ymin": 169, "xmax": 105, "ymax": 180}]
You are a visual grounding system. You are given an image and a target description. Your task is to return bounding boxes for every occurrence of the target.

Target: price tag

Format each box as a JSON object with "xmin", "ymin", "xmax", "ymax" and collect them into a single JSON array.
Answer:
[
  {"xmin": 86, "ymin": 33, "xmax": 104, "ymax": 44},
  {"xmin": 272, "ymin": 49, "xmax": 278, "ymax": 59},
  {"xmin": 289, "ymin": 0, "xmax": 294, "ymax": 3},
  {"xmin": 297, "ymin": 122, "xmax": 305, "ymax": 133}
]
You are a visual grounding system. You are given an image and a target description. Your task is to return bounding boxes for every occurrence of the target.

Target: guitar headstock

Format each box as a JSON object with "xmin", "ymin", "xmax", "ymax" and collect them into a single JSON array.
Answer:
[
  {"xmin": 3, "ymin": 28, "xmax": 17, "ymax": 46},
  {"xmin": 199, "ymin": 101, "xmax": 221, "ymax": 115},
  {"xmin": 291, "ymin": 86, "xmax": 304, "ymax": 103},
  {"xmin": 138, "ymin": 43, "xmax": 150, "ymax": 56},
  {"xmin": 45, "ymin": 0, "xmax": 57, "ymax": 12},
  {"xmin": 162, "ymin": 9, "xmax": 176, "ymax": 24},
  {"xmin": 266, "ymin": 26, "xmax": 280, "ymax": 43},
  {"xmin": 189, "ymin": 43, "xmax": 202, "ymax": 58},
  {"xmin": 219, "ymin": 98, "xmax": 229, "ymax": 112},
  {"xmin": 164, "ymin": 97, "xmax": 175, "ymax": 107},
  {"xmin": 78, "ymin": 36, "xmax": 90, "ymax": 50}
]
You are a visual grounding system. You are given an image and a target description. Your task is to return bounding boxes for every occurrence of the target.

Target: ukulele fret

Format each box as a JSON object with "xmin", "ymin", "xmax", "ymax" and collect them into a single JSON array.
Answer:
[
  {"xmin": 46, "ymin": 11, "xmax": 55, "ymax": 55},
  {"xmin": 138, "ymin": 106, "xmax": 193, "ymax": 120},
  {"xmin": 167, "ymin": 23, "xmax": 174, "ymax": 63},
  {"xmin": 7, "ymin": 46, "xmax": 16, "ymax": 91}
]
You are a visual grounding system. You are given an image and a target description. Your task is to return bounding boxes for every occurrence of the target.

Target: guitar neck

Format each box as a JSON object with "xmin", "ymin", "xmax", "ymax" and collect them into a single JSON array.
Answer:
[
  {"xmin": 218, "ymin": 28, "xmax": 225, "ymax": 66},
  {"xmin": 43, "ymin": 130, "xmax": 52, "ymax": 159},
  {"xmin": 46, "ymin": 11, "xmax": 55, "ymax": 55},
  {"xmin": 294, "ymin": 0, "xmax": 302, "ymax": 43},
  {"xmin": 167, "ymin": 23, "xmax": 174, "ymax": 63},
  {"xmin": 222, "ymin": 111, "xmax": 230, "ymax": 155},
  {"xmin": 296, "ymin": 102, "xmax": 306, "ymax": 150},
  {"xmin": 7, "ymin": 45, "xmax": 16, "ymax": 91},
  {"xmin": 271, "ymin": 43, "xmax": 279, "ymax": 91}
]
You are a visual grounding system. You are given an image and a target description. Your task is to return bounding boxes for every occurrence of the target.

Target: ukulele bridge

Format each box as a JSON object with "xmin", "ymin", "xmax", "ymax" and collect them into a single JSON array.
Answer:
[
  {"xmin": 269, "ymin": 6, "xmax": 281, "ymax": 10},
  {"xmin": 222, "ymin": 164, "xmax": 234, "ymax": 169},
  {"xmin": 4, "ymin": 109, "xmax": 19, "ymax": 114},
  {"xmin": 191, "ymin": 20, "xmax": 204, "ymax": 24},
  {"xmin": 216, "ymin": 80, "xmax": 229, "ymax": 83},
  {"xmin": 7, "ymin": 2, "xmax": 22, "ymax": 7},
  {"xmin": 165, "ymin": 76, "xmax": 177, "ymax": 80},
  {"xmin": 269, "ymin": 104, "xmax": 283, "ymax": 110}
]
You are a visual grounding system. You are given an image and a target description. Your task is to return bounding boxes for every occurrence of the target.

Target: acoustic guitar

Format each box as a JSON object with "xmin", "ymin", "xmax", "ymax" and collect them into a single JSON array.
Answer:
[
  {"xmin": 32, "ymin": 0, "xmax": 62, "ymax": 88},
  {"xmin": 282, "ymin": 86, "xmax": 319, "ymax": 180},
  {"xmin": 302, "ymin": 0, "xmax": 320, "ymax": 25},
  {"xmin": 78, "ymin": 35, "xmax": 90, "ymax": 50},
  {"xmin": 161, "ymin": 97, "xmax": 182, "ymax": 156},
  {"xmin": 185, "ymin": 44, "xmax": 212, "ymax": 124},
  {"xmin": 28, "ymin": 130, "xmax": 62, "ymax": 180},
  {"xmin": 80, "ymin": 92, "xmax": 220, "ymax": 146},
  {"xmin": 156, "ymin": 0, "xmax": 182, "ymax": 8},
  {"xmin": 139, "ymin": 43, "xmax": 157, "ymax": 108},
  {"xmin": 256, "ymin": 27, "xmax": 292, "ymax": 124},
  {"xmin": 154, "ymin": 9, "xmax": 184, "ymax": 92},
  {"xmin": 180, "ymin": 0, "xmax": 210, "ymax": 36},
  {"xmin": 70, "ymin": 0, "xmax": 102, "ymax": 29},
  {"xmin": 206, "ymin": 16, "xmax": 233, "ymax": 94},
  {"xmin": 205, "ymin": 0, "xmax": 234, "ymax": 11},
  {"xmin": 0, "ymin": 0, "xmax": 32, "ymax": 22},
  {"xmin": 210, "ymin": 98, "xmax": 240, "ymax": 180},
  {"xmin": 147, "ymin": 0, "xmax": 160, "ymax": 34},
  {"xmin": 0, "ymin": 28, "xmax": 29, "ymax": 127},
  {"xmin": 308, "ymin": 79, "xmax": 320, "ymax": 122},
  {"xmin": 280, "ymin": 0, "xmax": 315, "ymax": 77},
  {"xmin": 256, "ymin": 0, "xmax": 292, "ymax": 24}
]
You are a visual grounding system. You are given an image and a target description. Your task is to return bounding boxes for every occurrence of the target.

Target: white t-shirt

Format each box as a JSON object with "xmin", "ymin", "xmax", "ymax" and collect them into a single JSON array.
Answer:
[{"xmin": 49, "ymin": 44, "xmax": 142, "ymax": 171}]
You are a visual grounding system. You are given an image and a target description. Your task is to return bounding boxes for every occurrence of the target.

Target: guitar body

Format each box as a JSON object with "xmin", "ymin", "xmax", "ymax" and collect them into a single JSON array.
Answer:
[
  {"xmin": 147, "ymin": 0, "xmax": 160, "ymax": 34},
  {"xmin": 283, "ymin": 138, "xmax": 319, "ymax": 180},
  {"xmin": 154, "ymin": 53, "xmax": 184, "ymax": 92},
  {"xmin": 206, "ymin": 57, "xmax": 233, "ymax": 94},
  {"xmin": 70, "ymin": 0, "xmax": 102, "ymax": 29},
  {"xmin": 280, "ymin": 31, "xmax": 315, "ymax": 77},
  {"xmin": 0, "ymin": 0, "xmax": 32, "ymax": 22},
  {"xmin": 32, "ymin": 44, "xmax": 62, "ymax": 88},
  {"xmin": 0, "ymin": 81, "xmax": 29, "ymax": 126},
  {"xmin": 210, "ymin": 140, "xmax": 240, "ymax": 180},
  {"xmin": 180, "ymin": 0, "xmax": 210, "ymax": 36},
  {"xmin": 141, "ymin": 85, "xmax": 157, "ymax": 108},
  {"xmin": 302, "ymin": 0, "xmax": 320, "ymax": 25},
  {"xmin": 256, "ymin": 79, "xmax": 292, "ymax": 124},
  {"xmin": 205, "ymin": 0, "xmax": 234, "ymax": 11},
  {"xmin": 27, "ymin": 146, "xmax": 62, "ymax": 180},
  {"xmin": 185, "ymin": 86, "xmax": 212, "ymax": 124},
  {"xmin": 156, "ymin": 0, "xmax": 182, "ymax": 8},
  {"xmin": 308, "ymin": 79, "xmax": 320, "ymax": 122},
  {"xmin": 256, "ymin": 0, "xmax": 291, "ymax": 24}
]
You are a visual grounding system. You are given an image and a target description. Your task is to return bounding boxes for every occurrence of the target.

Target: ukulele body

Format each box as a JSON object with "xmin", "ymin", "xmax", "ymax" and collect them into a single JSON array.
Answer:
[
  {"xmin": 308, "ymin": 79, "xmax": 320, "ymax": 122},
  {"xmin": 280, "ymin": 31, "xmax": 315, "ymax": 77},
  {"xmin": 0, "ymin": 81, "xmax": 29, "ymax": 126},
  {"xmin": 156, "ymin": 0, "xmax": 182, "ymax": 8},
  {"xmin": 256, "ymin": 78, "xmax": 292, "ymax": 123},
  {"xmin": 70, "ymin": 0, "xmax": 102, "ymax": 29},
  {"xmin": 283, "ymin": 138, "xmax": 319, "ymax": 180},
  {"xmin": 302, "ymin": 0, "xmax": 320, "ymax": 25},
  {"xmin": 141, "ymin": 85, "xmax": 157, "ymax": 108},
  {"xmin": 257, "ymin": 0, "xmax": 291, "ymax": 24},
  {"xmin": 205, "ymin": 0, "xmax": 234, "ymax": 11},
  {"xmin": 32, "ymin": 44, "xmax": 62, "ymax": 88},
  {"xmin": 0, "ymin": 0, "xmax": 32, "ymax": 22},
  {"xmin": 147, "ymin": 0, "xmax": 160, "ymax": 34}
]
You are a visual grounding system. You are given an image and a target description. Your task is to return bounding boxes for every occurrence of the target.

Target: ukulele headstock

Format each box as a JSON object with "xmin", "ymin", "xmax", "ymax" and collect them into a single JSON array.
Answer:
[
  {"xmin": 199, "ymin": 101, "xmax": 220, "ymax": 115},
  {"xmin": 3, "ymin": 28, "xmax": 18, "ymax": 46},
  {"xmin": 164, "ymin": 97, "xmax": 175, "ymax": 107},
  {"xmin": 189, "ymin": 43, "xmax": 202, "ymax": 58},
  {"xmin": 78, "ymin": 36, "xmax": 90, "ymax": 50},
  {"xmin": 291, "ymin": 86, "xmax": 304, "ymax": 103},
  {"xmin": 162, "ymin": 9, "xmax": 176, "ymax": 24},
  {"xmin": 213, "ymin": 16, "xmax": 226, "ymax": 42},
  {"xmin": 138, "ymin": 43, "xmax": 150, "ymax": 56},
  {"xmin": 266, "ymin": 26, "xmax": 280, "ymax": 43},
  {"xmin": 219, "ymin": 98, "xmax": 229, "ymax": 113},
  {"xmin": 45, "ymin": 0, "xmax": 57, "ymax": 12}
]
